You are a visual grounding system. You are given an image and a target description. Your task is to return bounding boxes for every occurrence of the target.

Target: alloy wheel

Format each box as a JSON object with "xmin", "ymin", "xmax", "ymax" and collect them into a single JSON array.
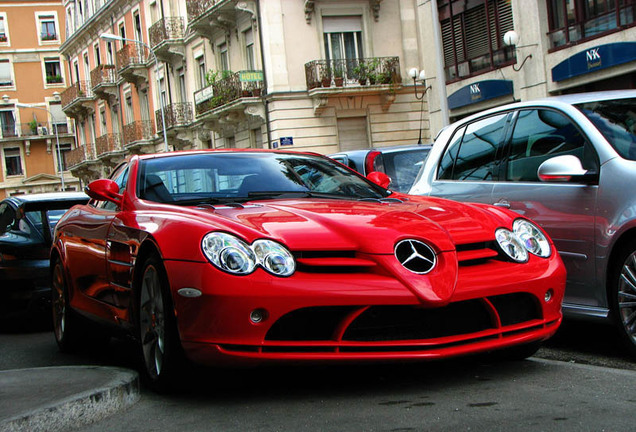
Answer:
[
  {"xmin": 139, "ymin": 264, "xmax": 166, "ymax": 380},
  {"xmin": 618, "ymin": 250, "xmax": 636, "ymax": 345}
]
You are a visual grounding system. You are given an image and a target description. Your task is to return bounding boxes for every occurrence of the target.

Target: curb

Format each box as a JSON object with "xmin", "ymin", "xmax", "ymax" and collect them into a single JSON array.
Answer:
[{"xmin": 0, "ymin": 366, "xmax": 140, "ymax": 432}]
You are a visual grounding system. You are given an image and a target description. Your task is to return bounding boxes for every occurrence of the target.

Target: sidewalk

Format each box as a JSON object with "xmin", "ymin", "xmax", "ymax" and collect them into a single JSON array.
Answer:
[{"xmin": 0, "ymin": 366, "xmax": 139, "ymax": 432}]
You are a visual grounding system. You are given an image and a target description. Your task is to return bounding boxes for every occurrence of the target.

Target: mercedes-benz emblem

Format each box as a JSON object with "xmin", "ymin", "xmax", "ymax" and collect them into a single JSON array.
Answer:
[{"xmin": 394, "ymin": 239, "xmax": 436, "ymax": 274}]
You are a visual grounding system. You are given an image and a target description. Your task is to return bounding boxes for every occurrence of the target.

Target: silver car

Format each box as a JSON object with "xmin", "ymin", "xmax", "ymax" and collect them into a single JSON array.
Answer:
[{"xmin": 410, "ymin": 90, "xmax": 636, "ymax": 355}]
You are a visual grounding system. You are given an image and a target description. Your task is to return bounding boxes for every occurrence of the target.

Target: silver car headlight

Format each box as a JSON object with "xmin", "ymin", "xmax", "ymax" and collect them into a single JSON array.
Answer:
[
  {"xmin": 513, "ymin": 219, "xmax": 551, "ymax": 258},
  {"xmin": 495, "ymin": 228, "xmax": 529, "ymax": 263},
  {"xmin": 252, "ymin": 239, "xmax": 296, "ymax": 277},
  {"xmin": 202, "ymin": 233, "xmax": 295, "ymax": 276},
  {"xmin": 202, "ymin": 232, "xmax": 256, "ymax": 275}
]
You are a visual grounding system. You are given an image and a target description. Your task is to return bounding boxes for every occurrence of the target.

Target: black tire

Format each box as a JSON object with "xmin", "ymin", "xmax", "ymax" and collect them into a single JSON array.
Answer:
[
  {"xmin": 609, "ymin": 242, "xmax": 636, "ymax": 357},
  {"xmin": 51, "ymin": 257, "xmax": 85, "ymax": 352},
  {"xmin": 136, "ymin": 254, "xmax": 184, "ymax": 392}
]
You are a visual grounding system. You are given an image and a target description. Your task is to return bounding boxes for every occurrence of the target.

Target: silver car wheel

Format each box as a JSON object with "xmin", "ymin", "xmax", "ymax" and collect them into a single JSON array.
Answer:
[
  {"xmin": 618, "ymin": 250, "xmax": 636, "ymax": 345},
  {"xmin": 139, "ymin": 263, "xmax": 166, "ymax": 380},
  {"xmin": 51, "ymin": 261, "xmax": 66, "ymax": 343}
]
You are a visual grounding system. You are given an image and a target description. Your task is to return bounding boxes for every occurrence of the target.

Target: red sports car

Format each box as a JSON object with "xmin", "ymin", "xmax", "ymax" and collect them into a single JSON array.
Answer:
[{"xmin": 51, "ymin": 149, "xmax": 565, "ymax": 389}]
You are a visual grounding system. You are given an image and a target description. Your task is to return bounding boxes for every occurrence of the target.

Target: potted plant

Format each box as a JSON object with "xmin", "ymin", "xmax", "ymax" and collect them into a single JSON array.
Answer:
[
  {"xmin": 334, "ymin": 66, "xmax": 344, "ymax": 87},
  {"xmin": 320, "ymin": 66, "xmax": 332, "ymax": 87},
  {"xmin": 205, "ymin": 70, "xmax": 219, "ymax": 86},
  {"xmin": 29, "ymin": 119, "xmax": 38, "ymax": 134},
  {"xmin": 353, "ymin": 61, "xmax": 368, "ymax": 85}
]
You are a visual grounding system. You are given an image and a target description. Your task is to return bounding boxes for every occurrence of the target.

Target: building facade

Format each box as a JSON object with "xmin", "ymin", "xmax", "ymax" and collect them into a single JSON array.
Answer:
[
  {"xmin": 0, "ymin": 0, "xmax": 79, "ymax": 198},
  {"xmin": 416, "ymin": 0, "xmax": 636, "ymax": 136},
  {"xmin": 60, "ymin": 0, "xmax": 430, "ymax": 184}
]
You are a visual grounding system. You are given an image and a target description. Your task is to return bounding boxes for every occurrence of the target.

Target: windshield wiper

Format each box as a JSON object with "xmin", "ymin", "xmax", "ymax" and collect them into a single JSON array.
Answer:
[{"xmin": 245, "ymin": 191, "xmax": 353, "ymax": 201}]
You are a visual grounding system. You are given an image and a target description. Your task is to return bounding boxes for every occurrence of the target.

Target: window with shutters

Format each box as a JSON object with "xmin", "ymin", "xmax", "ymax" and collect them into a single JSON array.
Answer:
[
  {"xmin": 0, "ymin": 59, "xmax": 13, "ymax": 87},
  {"xmin": 438, "ymin": 0, "xmax": 515, "ymax": 83},
  {"xmin": 547, "ymin": 0, "xmax": 636, "ymax": 50}
]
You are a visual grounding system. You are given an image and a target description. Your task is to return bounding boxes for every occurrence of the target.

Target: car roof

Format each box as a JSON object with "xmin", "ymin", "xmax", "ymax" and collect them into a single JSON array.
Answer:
[
  {"xmin": 134, "ymin": 148, "xmax": 324, "ymax": 161},
  {"xmin": 4, "ymin": 192, "xmax": 88, "ymax": 205},
  {"xmin": 329, "ymin": 144, "xmax": 432, "ymax": 157}
]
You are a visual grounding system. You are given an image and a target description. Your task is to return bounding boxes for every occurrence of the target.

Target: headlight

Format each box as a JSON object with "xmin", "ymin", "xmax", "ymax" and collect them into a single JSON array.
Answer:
[
  {"xmin": 202, "ymin": 233, "xmax": 256, "ymax": 275},
  {"xmin": 513, "ymin": 219, "xmax": 551, "ymax": 258},
  {"xmin": 252, "ymin": 239, "xmax": 296, "ymax": 276},
  {"xmin": 495, "ymin": 228, "xmax": 528, "ymax": 263},
  {"xmin": 202, "ymin": 233, "xmax": 295, "ymax": 276}
]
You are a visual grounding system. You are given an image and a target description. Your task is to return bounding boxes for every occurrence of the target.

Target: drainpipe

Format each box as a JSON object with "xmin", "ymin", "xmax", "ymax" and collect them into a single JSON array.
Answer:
[{"xmin": 255, "ymin": 0, "xmax": 273, "ymax": 149}]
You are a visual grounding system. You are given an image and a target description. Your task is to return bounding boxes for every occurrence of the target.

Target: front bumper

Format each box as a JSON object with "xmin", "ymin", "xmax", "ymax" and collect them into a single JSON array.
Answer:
[{"xmin": 165, "ymin": 252, "xmax": 565, "ymax": 366}]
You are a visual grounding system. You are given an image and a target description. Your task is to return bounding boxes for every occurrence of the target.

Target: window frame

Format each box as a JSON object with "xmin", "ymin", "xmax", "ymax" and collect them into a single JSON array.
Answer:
[
  {"xmin": 43, "ymin": 57, "xmax": 64, "ymax": 86},
  {"xmin": 3, "ymin": 146, "xmax": 24, "ymax": 177},
  {"xmin": 36, "ymin": 12, "xmax": 59, "ymax": 44},
  {"xmin": 0, "ymin": 59, "xmax": 14, "ymax": 89},
  {"xmin": 0, "ymin": 13, "xmax": 9, "ymax": 45}
]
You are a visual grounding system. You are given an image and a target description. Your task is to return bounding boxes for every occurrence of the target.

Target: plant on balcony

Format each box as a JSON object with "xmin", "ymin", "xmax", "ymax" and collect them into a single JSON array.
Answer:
[
  {"xmin": 320, "ymin": 66, "xmax": 332, "ymax": 88},
  {"xmin": 221, "ymin": 70, "xmax": 233, "ymax": 80},
  {"xmin": 41, "ymin": 33, "xmax": 57, "ymax": 41},
  {"xmin": 205, "ymin": 70, "xmax": 219, "ymax": 86},
  {"xmin": 333, "ymin": 66, "xmax": 344, "ymax": 87},
  {"xmin": 353, "ymin": 61, "xmax": 368, "ymax": 85},
  {"xmin": 29, "ymin": 119, "xmax": 38, "ymax": 134},
  {"xmin": 0, "ymin": 34, "xmax": 7, "ymax": 43}
]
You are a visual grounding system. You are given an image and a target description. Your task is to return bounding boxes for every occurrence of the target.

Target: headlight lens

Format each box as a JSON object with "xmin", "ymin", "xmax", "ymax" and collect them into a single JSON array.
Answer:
[
  {"xmin": 253, "ymin": 239, "xmax": 296, "ymax": 276},
  {"xmin": 202, "ymin": 233, "xmax": 256, "ymax": 275},
  {"xmin": 495, "ymin": 228, "xmax": 529, "ymax": 263},
  {"xmin": 202, "ymin": 233, "xmax": 295, "ymax": 276},
  {"xmin": 513, "ymin": 219, "xmax": 551, "ymax": 258}
]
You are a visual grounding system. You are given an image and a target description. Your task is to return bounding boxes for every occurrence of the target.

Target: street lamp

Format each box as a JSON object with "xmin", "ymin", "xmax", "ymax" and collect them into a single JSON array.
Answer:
[
  {"xmin": 99, "ymin": 33, "xmax": 169, "ymax": 152},
  {"xmin": 16, "ymin": 102, "xmax": 65, "ymax": 190},
  {"xmin": 408, "ymin": 68, "xmax": 431, "ymax": 145}
]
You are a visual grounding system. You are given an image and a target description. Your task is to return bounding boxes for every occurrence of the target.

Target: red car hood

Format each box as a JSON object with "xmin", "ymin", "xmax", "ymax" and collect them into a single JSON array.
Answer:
[{"xmin": 196, "ymin": 196, "xmax": 506, "ymax": 254}]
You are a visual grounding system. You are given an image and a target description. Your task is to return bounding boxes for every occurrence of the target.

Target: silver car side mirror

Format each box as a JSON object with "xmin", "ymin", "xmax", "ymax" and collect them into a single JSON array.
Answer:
[{"xmin": 537, "ymin": 155, "xmax": 593, "ymax": 183}]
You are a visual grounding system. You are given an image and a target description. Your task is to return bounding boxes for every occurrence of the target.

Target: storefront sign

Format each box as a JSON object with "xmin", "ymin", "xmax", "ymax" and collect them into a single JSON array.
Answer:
[
  {"xmin": 447, "ymin": 80, "xmax": 514, "ymax": 110},
  {"xmin": 551, "ymin": 42, "xmax": 636, "ymax": 82}
]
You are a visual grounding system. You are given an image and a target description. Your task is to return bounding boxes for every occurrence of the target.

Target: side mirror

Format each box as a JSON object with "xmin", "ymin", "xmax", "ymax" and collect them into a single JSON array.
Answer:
[
  {"xmin": 367, "ymin": 171, "xmax": 391, "ymax": 189},
  {"xmin": 85, "ymin": 179, "xmax": 122, "ymax": 204},
  {"xmin": 537, "ymin": 155, "xmax": 596, "ymax": 183}
]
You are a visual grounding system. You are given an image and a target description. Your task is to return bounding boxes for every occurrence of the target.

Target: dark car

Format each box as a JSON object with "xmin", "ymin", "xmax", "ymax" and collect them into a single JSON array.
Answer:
[
  {"xmin": 328, "ymin": 144, "xmax": 432, "ymax": 192},
  {"xmin": 0, "ymin": 192, "xmax": 88, "ymax": 321}
]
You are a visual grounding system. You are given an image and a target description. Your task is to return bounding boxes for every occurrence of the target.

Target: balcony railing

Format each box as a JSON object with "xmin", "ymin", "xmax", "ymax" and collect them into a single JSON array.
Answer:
[
  {"xmin": 194, "ymin": 70, "xmax": 264, "ymax": 116},
  {"xmin": 186, "ymin": 0, "xmax": 224, "ymax": 22},
  {"xmin": 11, "ymin": 122, "xmax": 70, "ymax": 137},
  {"xmin": 304, "ymin": 57, "xmax": 401, "ymax": 90},
  {"xmin": 66, "ymin": 143, "xmax": 95, "ymax": 169},
  {"xmin": 96, "ymin": 133, "xmax": 123, "ymax": 156},
  {"xmin": 149, "ymin": 17, "xmax": 185, "ymax": 49},
  {"xmin": 156, "ymin": 102, "xmax": 193, "ymax": 131},
  {"xmin": 116, "ymin": 43, "xmax": 149, "ymax": 70},
  {"xmin": 90, "ymin": 64, "xmax": 117, "ymax": 89},
  {"xmin": 123, "ymin": 120, "xmax": 155, "ymax": 146},
  {"xmin": 60, "ymin": 81, "xmax": 94, "ymax": 109}
]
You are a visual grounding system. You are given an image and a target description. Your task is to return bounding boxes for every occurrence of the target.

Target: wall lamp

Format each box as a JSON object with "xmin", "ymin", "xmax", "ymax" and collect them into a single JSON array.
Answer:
[
  {"xmin": 408, "ymin": 67, "xmax": 431, "ymax": 100},
  {"xmin": 503, "ymin": 31, "xmax": 533, "ymax": 72}
]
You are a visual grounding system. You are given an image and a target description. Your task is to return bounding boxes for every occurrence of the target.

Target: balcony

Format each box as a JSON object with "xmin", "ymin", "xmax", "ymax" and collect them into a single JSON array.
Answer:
[
  {"xmin": 193, "ymin": 70, "xmax": 265, "ymax": 131},
  {"xmin": 149, "ymin": 17, "xmax": 186, "ymax": 63},
  {"xmin": 304, "ymin": 57, "xmax": 402, "ymax": 114},
  {"xmin": 60, "ymin": 81, "xmax": 95, "ymax": 118},
  {"xmin": 123, "ymin": 120, "xmax": 155, "ymax": 153},
  {"xmin": 116, "ymin": 43, "xmax": 149, "ymax": 84},
  {"xmin": 96, "ymin": 133, "xmax": 125, "ymax": 167},
  {"xmin": 187, "ymin": 0, "xmax": 244, "ymax": 40},
  {"xmin": 155, "ymin": 102, "xmax": 194, "ymax": 149},
  {"xmin": 90, "ymin": 64, "xmax": 118, "ymax": 100},
  {"xmin": 66, "ymin": 143, "xmax": 100, "ymax": 182}
]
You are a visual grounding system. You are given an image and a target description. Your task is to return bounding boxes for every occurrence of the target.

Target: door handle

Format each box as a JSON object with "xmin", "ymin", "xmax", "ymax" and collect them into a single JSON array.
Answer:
[{"xmin": 493, "ymin": 200, "xmax": 511, "ymax": 209}]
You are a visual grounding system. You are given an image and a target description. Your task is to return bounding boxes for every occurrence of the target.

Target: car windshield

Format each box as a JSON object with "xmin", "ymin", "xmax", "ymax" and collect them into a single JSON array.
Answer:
[
  {"xmin": 576, "ymin": 98, "xmax": 636, "ymax": 160},
  {"xmin": 137, "ymin": 152, "xmax": 390, "ymax": 204},
  {"xmin": 383, "ymin": 148, "xmax": 430, "ymax": 192}
]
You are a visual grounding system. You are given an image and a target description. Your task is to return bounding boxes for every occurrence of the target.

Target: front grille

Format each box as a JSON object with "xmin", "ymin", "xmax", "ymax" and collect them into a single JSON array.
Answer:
[{"xmin": 264, "ymin": 293, "xmax": 541, "ymax": 344}]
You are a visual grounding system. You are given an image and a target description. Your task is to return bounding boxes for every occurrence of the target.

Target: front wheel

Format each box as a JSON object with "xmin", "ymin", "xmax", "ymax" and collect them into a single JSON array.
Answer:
[
  {"xmin": 136, "ymin": 254, "xmax": 184, "ymax": 391},
  {"xmin": 610, "ymin": 243, "xmax": 636, "ymax": 357},
  {"xmin": 51, "ymin": 257, "xmax": 83, "ymax": 352}
]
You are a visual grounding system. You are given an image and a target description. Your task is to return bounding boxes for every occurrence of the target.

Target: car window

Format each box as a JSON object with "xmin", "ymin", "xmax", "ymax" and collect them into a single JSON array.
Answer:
[
  {"xmin": 575, "ymin": 98, "xmax": 636, "ymax": 161},
  {"xmin": 0, "ymin": 202, "xmax": 16, "ymax": 234},
  {"xmin": 438, "ymin": 114, "xmax": 508, "ymax": 181},
  {"xmin": 506, "ymin": 109, "xmax": 598, "ymax": 182},
  {"xmin": 383, "ymin": 149, "xmax": 430, "ymax": 192}
]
